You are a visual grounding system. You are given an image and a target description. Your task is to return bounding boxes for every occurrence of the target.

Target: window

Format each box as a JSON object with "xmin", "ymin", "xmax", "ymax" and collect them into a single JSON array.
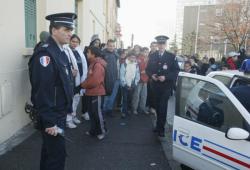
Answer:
[
  {"xmin": 215, "ymin": 8, "xmax": 222, "ymax": 17},
  {"xmin": 231, "ymin": 76, "xmax": 250, "ymax": 87},
  {"xmin": 176, "ymin": 76, "xmax": 247, "ymax": 133},
  {"xmin": 25, "ymin": 0, "xmax": 37, "ymax": 48},
  {"xmin": 212, "ymin": 75, "xmax": 232, "ymax": 87}
]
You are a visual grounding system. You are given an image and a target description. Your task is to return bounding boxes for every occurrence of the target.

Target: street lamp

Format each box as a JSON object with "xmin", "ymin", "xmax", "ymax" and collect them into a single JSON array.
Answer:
[
  {"xmin": 245, "ymin": 34, "xmax": 249, "ymax": 50},
  {"xmin": 224, "ymin": 39, "xmax": 228, "ymax": 56},
  {"xmin": 194, "ymin": 5, "xmax": 201, "ymax": 54},
  {"xmin": 210, "ymin": 36, "xmax": 214, "ymax": 57}
]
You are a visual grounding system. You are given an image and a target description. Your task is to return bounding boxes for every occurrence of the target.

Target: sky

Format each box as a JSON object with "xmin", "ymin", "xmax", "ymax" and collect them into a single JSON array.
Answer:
[{"xmin": 118, "ymin": 0, "xmax": 177, "ymax": 48}]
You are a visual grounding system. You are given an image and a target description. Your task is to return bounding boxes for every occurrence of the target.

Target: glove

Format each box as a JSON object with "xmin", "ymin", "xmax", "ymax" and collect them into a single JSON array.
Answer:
[{"xmin": 74, "ymin": 85, "xmax": 82, "ymax": 95}]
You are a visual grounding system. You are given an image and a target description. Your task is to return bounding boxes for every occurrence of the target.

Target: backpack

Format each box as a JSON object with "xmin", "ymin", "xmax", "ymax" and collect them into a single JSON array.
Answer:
[{"xmin": 104, "ymin": 67, "xmax": 113, "ymax": 96}]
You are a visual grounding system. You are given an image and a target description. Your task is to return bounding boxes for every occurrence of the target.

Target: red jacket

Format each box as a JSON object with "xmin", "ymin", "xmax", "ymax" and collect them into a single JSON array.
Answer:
[
  {"xmin": 226, "ymin": 57, "xmax": 237, "ymax": 70},
  {"xmin": 81, "ymin": 57, "xmax": 107, "ymax": 96},
  {"xmin": 137, "ymin": 55, "xmax": 149, "ymax": 83}
]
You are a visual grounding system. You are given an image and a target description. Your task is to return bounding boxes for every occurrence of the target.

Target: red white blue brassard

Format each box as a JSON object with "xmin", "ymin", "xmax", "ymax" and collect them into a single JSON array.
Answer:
[{"xmin": 40, "ymin": 56, "xmax": 50, "ymax": 67}]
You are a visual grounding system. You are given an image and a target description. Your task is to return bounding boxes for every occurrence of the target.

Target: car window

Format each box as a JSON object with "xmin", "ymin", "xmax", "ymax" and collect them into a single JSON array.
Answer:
[
  {"xmin": 231, "ymin": 77, "xmax": 250, "ymax": 87},
  {"xmin": 212, "ymin": 75, "xmax": 231, "ymax": 87},
  {"xmin": 176, "ymin": 76, "xmax": 248, "ymax": 133}
]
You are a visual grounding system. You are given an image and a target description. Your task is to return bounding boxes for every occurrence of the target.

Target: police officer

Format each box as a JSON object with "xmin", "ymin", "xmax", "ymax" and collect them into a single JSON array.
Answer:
[
  {"xmin": 29, "ymin": 13, "xmax": 77, "ymax": 170},
  {"xmin": 146, "ymin": 35, "xmax": 179, "ymax": 137},
  {"xmin": 231, "ymin": 62, "xmax": 250, "ymax": 132}
]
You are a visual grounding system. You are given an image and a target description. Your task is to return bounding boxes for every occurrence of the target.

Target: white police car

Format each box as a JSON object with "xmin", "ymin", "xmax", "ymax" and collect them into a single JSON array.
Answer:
[{"xmin": 173, "ymin": 71, "xmax": 250, "ymax": 170}]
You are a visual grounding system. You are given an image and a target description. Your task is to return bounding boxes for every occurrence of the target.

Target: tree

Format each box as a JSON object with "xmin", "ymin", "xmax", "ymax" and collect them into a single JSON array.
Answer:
[
  {"xmin": 213, "ymin": 0, "xmax": 250, "ymax": 51},
  {"xmin": 169, "ymin": 34, "xmax": 178, "ymax": 54},
  {"xmin": 182, "ymin": 31, "xmax": 196, "ymax": 55}
]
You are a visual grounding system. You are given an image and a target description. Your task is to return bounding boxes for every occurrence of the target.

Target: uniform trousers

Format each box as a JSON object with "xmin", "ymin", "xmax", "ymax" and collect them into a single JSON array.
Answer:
[
  {"xmin": 40, "ymin": 131, "xmax": 66, "ymax": 170},
  {"xmin": 153, "ymin": 83, "xmax": 171, "ymax": 133},
  {"xmin": 146, "ymin": 80, "xmax": 156, "ymax": 109}
]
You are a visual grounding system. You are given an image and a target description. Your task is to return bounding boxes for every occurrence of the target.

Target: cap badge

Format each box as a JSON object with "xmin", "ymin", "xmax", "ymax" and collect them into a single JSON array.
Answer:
[{"xmin": 163, "ymin": 64, "xmax": 168, "ymax": 70}]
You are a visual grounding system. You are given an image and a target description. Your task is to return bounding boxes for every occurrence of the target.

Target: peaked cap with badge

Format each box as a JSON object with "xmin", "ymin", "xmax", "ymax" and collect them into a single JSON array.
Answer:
[
  {"xmin": 46, "ymin": 12, "xmax": 77, "ymax": 29},
  {"xmin": 155, "ymin": 35, "xmax": 169, "ymax": 44}
]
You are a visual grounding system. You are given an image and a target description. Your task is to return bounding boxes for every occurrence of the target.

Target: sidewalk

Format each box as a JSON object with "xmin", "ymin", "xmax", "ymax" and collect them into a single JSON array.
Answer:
[
  {"xmin": 0, "ymin": 113, "xmax": 170, "ymax": 170},
  {"xmin": 159, "ymin": 95, "xmax": 182, "ymax": 170}
]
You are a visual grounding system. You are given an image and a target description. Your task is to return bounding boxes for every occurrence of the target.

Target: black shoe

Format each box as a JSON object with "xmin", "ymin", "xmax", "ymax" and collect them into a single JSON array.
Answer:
[{"xmin": 158, "ymin": 132, "xmax": 165, "ymax": 137}]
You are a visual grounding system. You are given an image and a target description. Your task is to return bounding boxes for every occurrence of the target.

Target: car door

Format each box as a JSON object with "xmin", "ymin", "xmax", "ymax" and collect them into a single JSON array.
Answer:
[{"xmin": 173, "ymin": 72, "xmax": 250, "ymax": 170}]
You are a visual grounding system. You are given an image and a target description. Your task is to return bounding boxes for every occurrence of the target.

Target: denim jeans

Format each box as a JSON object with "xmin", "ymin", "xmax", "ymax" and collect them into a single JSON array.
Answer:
[
  {"xmin": 103, "ymin": 80, "xmax": 120, "ymax": 113},
  {"xmin": 132, "ymin": 83, "xmax": 147, "ymax": 112},
  {"xmin": 121, "ymin": 86, "xmax": 134, "ymax": 115}
]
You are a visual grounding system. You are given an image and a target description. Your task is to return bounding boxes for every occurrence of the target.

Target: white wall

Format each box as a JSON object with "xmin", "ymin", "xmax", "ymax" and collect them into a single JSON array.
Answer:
[
  {"xmin": 0, "ymin": 0, "xmax": 31, "ymax": 144},
  {"xmin": 37, "ymin": 0, "xmax": 75, "ymax": 34},
  {"xmin": 80, "ymin": 0, "xmax": 106, "ymax": 47},
  {"xmin": 46, "ymin": 0, "xmax": 75, "ymax": 16}
]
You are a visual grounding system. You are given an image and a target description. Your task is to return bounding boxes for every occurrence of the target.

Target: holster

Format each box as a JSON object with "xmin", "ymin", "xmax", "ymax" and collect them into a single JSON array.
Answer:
[{"xmin": 25, "ymin": 103, "xmax": 42, "ymax": 130}]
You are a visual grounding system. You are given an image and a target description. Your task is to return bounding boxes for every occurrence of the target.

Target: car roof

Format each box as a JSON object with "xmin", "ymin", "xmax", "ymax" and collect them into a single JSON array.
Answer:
[{"xmin": 207, "ymin": 70, "xmax": 250, "ymax": 79}]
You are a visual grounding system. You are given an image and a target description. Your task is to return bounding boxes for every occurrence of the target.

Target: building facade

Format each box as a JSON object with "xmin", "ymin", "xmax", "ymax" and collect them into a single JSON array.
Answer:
[
  {"xmin": 182, "ymin": 1, "xmax": 250, "ymax": 58},
  {"xmin": 0, "ymin": 0, "xmax": 120, "ymax": 152},
  {"xmin": 176, "ymin": 0, "xmax": 217, "ymax": 51},
  {"xmin": 182, "ymin": 5, "xmax": 225, "ymax": 58}
]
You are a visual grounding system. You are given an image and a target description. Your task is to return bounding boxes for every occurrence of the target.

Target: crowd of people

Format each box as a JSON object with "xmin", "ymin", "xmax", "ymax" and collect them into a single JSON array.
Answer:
[
  {"xmin": 64, "ymin": 35, "xmax": 171, "ymax": 139},
  {"xmin": 182, "ymin": 49, "xmax": 249, "ymax": 75},
  {"xmin": 28, "ymin": 12, "xmax": 250, "ymax": 170},
  {"xmin": 32, "ymin": 16, "xmax": 250, "ymax": 142},
  {"xmin": 29, "ymin": 13, "xmax": 179, "ymax": 170}
]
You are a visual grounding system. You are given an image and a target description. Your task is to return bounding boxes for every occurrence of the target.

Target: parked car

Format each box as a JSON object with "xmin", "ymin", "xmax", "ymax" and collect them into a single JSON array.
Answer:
[{"xmin": 173, "ymin": 71, "xmax": 250, "ymax": 170}]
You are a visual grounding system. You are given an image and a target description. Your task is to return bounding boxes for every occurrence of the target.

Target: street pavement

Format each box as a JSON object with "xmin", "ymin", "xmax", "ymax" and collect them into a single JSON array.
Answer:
[
  {"xmin": 163, "ymin": 95, "xmax": 182, "ymax": 170},
  {"xmin": 0, "ymin": 112, "xmax": 171, "ymax": 170}
]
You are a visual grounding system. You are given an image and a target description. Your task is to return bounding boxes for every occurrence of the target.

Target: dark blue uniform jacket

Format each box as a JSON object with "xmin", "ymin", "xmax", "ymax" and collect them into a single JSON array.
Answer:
[
  {"xmin": 146, "ymin": 50, "xmax": 180, "ymax": 89},
  {"xmin": 231, "ymin": 86, "xmax": 250, "ymax": 113},
  {"xmin": 29, "ymin": 36, "xmax": 74, "ymax": 129}
]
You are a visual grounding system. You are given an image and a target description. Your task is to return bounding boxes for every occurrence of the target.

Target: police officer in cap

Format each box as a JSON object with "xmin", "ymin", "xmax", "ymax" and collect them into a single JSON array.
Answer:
[
  {"xmin": 146, "ymin": 35, "xmax": 179, "ymax": 137},
  {"xmin": 29, "ymin": 12, "xmax": 77, "ymax": 170}
]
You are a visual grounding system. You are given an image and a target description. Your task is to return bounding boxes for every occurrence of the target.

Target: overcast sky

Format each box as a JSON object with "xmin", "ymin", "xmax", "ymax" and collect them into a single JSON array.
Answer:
[{"xmin": 118, "ymin": 0, "xmax": 177, "ymax": 48}]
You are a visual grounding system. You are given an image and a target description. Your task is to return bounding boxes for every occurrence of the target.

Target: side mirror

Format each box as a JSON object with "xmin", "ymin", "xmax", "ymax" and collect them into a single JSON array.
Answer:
[{"xmin": 226, "ymin": 127, "xmax": 250, "ymax": 140}]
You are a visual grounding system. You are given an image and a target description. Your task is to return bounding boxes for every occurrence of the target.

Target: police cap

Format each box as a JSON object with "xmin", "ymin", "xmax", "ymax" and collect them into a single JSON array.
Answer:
[
  {"xmin": 46, "ymin": 13, "xmax": 77, "ymax": 29},
  {"xmin": 155, "ymin": 35, "xmax": 169, "ymax": 44}
]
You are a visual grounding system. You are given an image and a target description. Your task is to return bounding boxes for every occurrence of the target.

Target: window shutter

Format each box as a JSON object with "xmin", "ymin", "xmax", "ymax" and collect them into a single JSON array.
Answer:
[{"xmin": 25, "ymin": 0, "xmax": 37, "ymax": 48}]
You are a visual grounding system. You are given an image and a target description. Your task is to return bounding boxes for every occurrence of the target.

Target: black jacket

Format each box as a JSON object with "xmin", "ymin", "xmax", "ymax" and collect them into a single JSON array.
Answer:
[
  {"xmin": 146, "ymin": 50, "xmax": 180, "ymax": 89},
  {"xmin": 29, "ymin": 36, "xmax": 74, "ymax": 129}
]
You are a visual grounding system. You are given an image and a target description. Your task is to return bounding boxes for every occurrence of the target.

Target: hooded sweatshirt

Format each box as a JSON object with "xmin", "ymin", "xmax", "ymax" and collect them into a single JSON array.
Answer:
[
  {"xmin": 81, "ymin": 57, "xmax": 107, "ymax": 96},
  {"xmin": 226, "ymin": 57, "xmax": 237, "ymax": 70},
  {"xmin": 137, "ymin": 55, "xmax": 149, "ymax": 83}
]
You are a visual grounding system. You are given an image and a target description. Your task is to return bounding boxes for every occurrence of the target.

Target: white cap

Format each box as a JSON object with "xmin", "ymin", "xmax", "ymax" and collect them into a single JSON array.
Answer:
[{"xmin": 228, "ymin": 51, "xmax": 240, "ymax": 57}]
